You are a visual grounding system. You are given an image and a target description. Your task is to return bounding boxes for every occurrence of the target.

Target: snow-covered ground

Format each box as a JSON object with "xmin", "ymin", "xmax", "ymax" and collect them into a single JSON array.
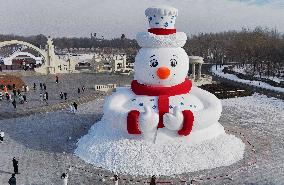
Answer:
[
  {"xmin": 0, "ymin": 94, "xmax": 284, "ymax": 184},
  {"xmin": 212, "ymin": 65, "xmax": 284, "ymax": 93},
  {"xmin": 231, "ymin": 66, "xmax": 284, "ymax": 83},
  {"xmin": 254, "ymin": 74, "xmax": 283, "ymax": 83},
  {"xmin": 231, "ymin": 66, "xmax": 246, "ymax": 75},
  {"xmin": 59, "ymin": 53, "xmax": 94, "ymax": 64}
]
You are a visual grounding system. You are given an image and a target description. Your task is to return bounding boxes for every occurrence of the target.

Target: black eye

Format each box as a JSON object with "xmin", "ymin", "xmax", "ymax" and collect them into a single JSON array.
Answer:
[
  {"xmin": 170, "ymin": 59, "xmax": 177, "ymax": 67},
  {"xmin": 150, "ymin": 59, "xmax": 158, "ymax": 67}
]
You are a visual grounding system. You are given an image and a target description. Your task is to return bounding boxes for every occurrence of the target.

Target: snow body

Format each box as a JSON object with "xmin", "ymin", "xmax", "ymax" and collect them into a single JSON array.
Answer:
[
  {"xmin": 104, "ymin": 85, "xmax": 224, "ymax": 144},
  {"xmin": 103, "ymin": 47, "xmax": 224, "ymax": 144}
]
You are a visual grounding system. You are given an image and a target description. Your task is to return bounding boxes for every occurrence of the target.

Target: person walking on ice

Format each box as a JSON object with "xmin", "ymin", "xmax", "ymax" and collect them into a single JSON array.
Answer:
[
  {"xmin": 56, "ymin": 75, "xmax": 59, "ymax": 84},
  {"xmin": 150, "ymin": 175, "xmax": 156, "ymax": 185},
  {"xmin": 12, "ymin": 157, "xmax": 19, "ymax": 174},
  {"xmin": 69, "ymin": 102, "xmax": 77, "ymax": 114},
  {"xmin": 77, "ymin": 88, "xmax": 80, "ymax": 94},
  {"xmin": 43, "ymin": 93, "xmax": 48, "ymax": 105},
  {"xmin": 69, "ymin": 104, "xmax": 75, "ymax": 114},
  {"xmin": 73, "ymin": 102, "xmax": 78, "ymax": 112},
  {"xmin": 61, "ymin": 172, "xmax": 68, "ymax": 185},
  {"xmin": 0, "ymin": 130, "xmax": 4, "ymax": 143},
  {"xmin": 64, "ymin": 92, "xmax": 67, "ymax": 100},
  {"xmin": 60, "ymin": 92, "xmax": 64, "ymax": 101},
  {"xmin": 23, "ymin": 95, "xmax": 27, "ymax": 103},
  {"xmin": 5, "ymin": 93, "xmax": 9, "ymax": 101},
  {"xmin": 12, "ymin": 99, "xmax": 17, "ymax": 109}
]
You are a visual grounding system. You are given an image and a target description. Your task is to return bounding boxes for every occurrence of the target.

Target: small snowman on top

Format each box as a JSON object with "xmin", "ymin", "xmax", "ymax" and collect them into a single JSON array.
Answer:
[{"xmin": 104, "ymin": 5, "xmax": 205, "ymax": 142}]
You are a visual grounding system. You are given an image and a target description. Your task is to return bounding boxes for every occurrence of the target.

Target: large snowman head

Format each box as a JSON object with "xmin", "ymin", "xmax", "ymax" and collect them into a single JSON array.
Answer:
[
  {"xmin": 135, "ymin": 47, "xmax": 189, "ymax": 86},
  {"xmin": 135, "ymin": 5, "xmax": 189, "ymax": 87}
]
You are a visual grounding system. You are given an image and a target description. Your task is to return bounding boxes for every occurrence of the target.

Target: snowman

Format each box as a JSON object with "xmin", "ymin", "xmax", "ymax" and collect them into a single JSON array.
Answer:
[
  {"xmin": 103, "ymin": 5, "xmax": 225, "ymax": 144},
  {"xmin": 76, "ymin": 5, "xmax": 245, "ymax": 176}
]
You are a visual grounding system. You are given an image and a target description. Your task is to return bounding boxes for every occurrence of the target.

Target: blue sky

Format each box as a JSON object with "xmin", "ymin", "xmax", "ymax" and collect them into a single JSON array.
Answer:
[{"xmin": 0, "ymin": 0, "xmax": 283, "ymax": 38}]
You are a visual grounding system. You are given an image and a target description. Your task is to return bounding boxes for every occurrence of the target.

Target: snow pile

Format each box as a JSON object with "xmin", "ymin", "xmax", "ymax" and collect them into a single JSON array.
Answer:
[
  {"xmin": 75, "ymin": 118, "xmax": 244, "ymax": 176},
  {"xmin": 212, "ymin": 66, "xmax": 284, "ymax": 93}
]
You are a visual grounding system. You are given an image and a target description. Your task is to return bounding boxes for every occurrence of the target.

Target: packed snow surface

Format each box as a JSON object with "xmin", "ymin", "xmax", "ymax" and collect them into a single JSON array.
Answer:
[
  {"xmin": 212, "ymin": 65, "xmax": 284, "ymax": 93},
  {"xmin": 1, "ymin": 92, "xmax": 283, "ymax": 184},
  {"xmin": 231, "ymin": 66, "xmax": 284, "ymax": 83},
  {"xmin": 75, "ymin": 99, "xmax": 245, "ymax": 176}
]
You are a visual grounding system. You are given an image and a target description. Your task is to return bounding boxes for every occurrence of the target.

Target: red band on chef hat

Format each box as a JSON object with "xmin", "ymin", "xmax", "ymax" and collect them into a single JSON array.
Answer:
[{"xmin": 148, "ymin": 28, "xmax": 177, "ymax": 35}]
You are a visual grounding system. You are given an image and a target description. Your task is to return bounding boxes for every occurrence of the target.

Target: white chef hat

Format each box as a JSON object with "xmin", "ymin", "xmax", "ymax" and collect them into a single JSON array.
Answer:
[{"xmin": 136, "ymin": 5, "xmax": 187, "ymax": 48}]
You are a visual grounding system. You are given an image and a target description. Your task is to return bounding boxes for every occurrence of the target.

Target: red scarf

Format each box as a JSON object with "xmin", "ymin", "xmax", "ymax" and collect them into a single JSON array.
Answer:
[
  {"xmin": 131, "ymin": 79, "xmax": 192, "ymax": 97},
  {"xmin": 127, "ymin": 79, "xmax": 194, "ymax": 136}
]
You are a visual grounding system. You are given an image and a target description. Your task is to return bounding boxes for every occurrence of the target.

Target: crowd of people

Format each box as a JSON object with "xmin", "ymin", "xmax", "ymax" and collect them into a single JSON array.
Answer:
[
  {"xmin": 0, "ymin": 75, "xmax": 88, "ymax": 112},
  {"xmin": 35, "ymin": 82, "xmax": 49, "ymax": 105},
  {"xmin": 5, "ymin": 161, "xmax": 157, "ymax": 185},
  {"xmin": 0, "ymin": 84, "xmax": 30, "ymax": 109},
  {"xmin": 0, "ymin": 75, "xmax": 125, "ymax": 185}
]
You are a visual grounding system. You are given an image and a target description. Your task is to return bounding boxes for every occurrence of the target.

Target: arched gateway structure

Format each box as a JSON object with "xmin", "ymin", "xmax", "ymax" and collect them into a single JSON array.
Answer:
[
  {"xmin": 0, "ymin": 38, "xmax": 76, "ymax": 74},
  {"xmin": 3, "ymin": 51, "xmax": 43, "ymax": 66}
]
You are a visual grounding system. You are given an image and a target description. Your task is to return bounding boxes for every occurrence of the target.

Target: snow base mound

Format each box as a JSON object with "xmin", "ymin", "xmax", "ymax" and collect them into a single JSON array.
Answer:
[{"xmin": 75, "ymin": 121, "xmax": 245, "ymax": 176}]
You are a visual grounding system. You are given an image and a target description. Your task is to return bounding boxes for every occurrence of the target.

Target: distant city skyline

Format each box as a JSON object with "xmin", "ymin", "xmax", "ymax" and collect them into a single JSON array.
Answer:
[{"xmin": 0, "ymin": 0, "xmax": 283, "ymax": 39}]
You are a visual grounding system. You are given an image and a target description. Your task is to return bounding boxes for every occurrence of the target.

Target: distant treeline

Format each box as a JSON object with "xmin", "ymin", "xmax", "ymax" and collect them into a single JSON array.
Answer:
[
  {"xmin": 0, "ymin": 34, "xmax": 139, "ymax": 50},
  {"xmin": 185, "ymin": 27, "xmax": 284, "ymax": 64},
  {"xmin": 1, "ymin": 28, "xmax": 284, "ymax": 75},
  {"xmin": 184, "ymin": 27, "xmax": 284, "ymax": 77},
  {"xmin": 0, "ymin": 34, "xmax": 48, "ymax": 49}
]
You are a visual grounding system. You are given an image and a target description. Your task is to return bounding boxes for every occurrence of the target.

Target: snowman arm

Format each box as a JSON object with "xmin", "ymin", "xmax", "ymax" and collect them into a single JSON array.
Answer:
[
  {"xmin": 190, "ymin": 87, "xmax": 222, "ymax": 130},
  {"xmin": 103, "ymin": 91, "xmax": 130, "ymax": 126}
]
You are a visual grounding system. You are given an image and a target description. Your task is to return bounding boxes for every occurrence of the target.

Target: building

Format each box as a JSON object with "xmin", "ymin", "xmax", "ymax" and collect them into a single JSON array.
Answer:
[
  {"xmin": 34, "ymin": 38, "xmax": 76, "ymax": 74},
  {"xmin": 91, "ymin": 53, "xmax": 133, "ymax": 74},
  {"xmin": 0, "ymin": 38, "xmax": 77, "ymax": 74},
  {"xmin": 189, "ymin": 56, "xmax": 212, "ymax": 86}
]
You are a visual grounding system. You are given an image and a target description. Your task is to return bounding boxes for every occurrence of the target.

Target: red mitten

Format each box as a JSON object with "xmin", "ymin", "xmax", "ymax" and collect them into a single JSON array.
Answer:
[
  {"xmin": 178, "ymin": 110, "xmax": 194, "ymax": 136},
  {"xmin": 127, "ymin": 110, "xmax": 141, "ymax": 134}
]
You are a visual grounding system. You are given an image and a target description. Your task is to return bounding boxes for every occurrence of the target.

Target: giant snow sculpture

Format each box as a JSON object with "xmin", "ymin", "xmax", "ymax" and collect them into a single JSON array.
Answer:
[{"xmin": 76, "ymin": 5, "xmax": 245, "ymax": 176}]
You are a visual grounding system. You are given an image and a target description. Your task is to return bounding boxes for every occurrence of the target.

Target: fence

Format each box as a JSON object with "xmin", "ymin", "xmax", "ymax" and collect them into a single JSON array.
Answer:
[{"xmin": 95, "ymin": 84, "xmax": 117, "ymax": 92}]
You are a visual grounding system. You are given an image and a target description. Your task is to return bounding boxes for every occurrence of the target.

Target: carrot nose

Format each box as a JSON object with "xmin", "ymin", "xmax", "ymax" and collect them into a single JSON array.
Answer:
[{"xmin": 157, "ymin": 67, "xmax": 170, "ymax": 79}]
